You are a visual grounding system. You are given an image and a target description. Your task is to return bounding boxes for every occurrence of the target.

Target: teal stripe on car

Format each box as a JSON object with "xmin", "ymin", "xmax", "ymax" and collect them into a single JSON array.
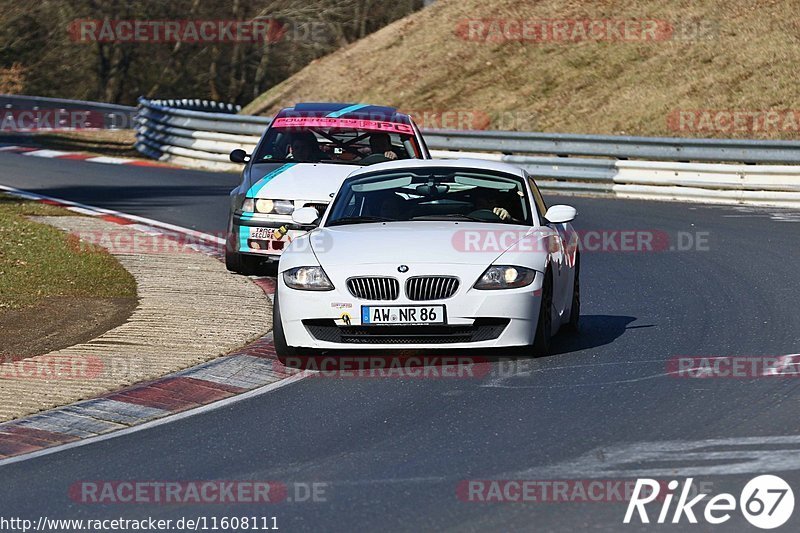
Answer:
[
  {"xmin": 238, "ymin": 225, "xmax": 250, "ymax": 252},
  {"xmin": 246, "ymin": 163, "xmax": 297, "ymax": 198},
  {"xmin": 326, "ymin": 104, "xmax": 368, "ymax": 118}
]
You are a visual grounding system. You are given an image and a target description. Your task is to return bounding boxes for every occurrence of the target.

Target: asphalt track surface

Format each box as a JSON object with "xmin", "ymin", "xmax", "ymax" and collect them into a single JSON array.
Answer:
[{"xmin": 2, "ymin": 151, "xmax": 800, "ymax": 532}]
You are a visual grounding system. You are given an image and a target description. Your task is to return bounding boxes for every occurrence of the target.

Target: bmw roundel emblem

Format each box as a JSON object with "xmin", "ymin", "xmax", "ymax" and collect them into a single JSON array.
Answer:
[{"xmin": 398, "ymin": 265, "xmax": 409, "ymax": 273}]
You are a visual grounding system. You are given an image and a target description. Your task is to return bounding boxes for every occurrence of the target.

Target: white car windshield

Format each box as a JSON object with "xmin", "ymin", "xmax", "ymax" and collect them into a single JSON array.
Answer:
[{"xmin": 326, "ymin": 169, "xmax": 532, "ymax": 226}]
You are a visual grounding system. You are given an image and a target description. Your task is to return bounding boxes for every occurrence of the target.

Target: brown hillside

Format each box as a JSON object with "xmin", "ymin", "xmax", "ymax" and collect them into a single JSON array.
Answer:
[{"xmin": 244, "ymin": 0, "xmax": 800, "ymax": 138}]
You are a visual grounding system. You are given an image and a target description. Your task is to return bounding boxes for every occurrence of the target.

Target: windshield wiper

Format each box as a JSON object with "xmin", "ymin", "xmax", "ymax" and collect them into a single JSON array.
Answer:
[
  {"xmin": 327, "ymin": 216, "xmax": 393, "ymax": 227},
  {"xmin": 410, "ymin": 213, "xmax": 485, "ymax": 222}
]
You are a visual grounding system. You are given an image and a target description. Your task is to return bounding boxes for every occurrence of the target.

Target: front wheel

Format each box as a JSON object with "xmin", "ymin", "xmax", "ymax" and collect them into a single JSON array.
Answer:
[
  {"xmin": 225, "ymin": 249, "xmax": 261, "ymax": 276},
  {"xmin": 530, "ymin": 269, "xmax": 553, "ymax": 356}
]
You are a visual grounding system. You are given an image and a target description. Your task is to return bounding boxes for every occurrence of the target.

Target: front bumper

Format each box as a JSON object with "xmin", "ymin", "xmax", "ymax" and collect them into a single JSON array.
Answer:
[
  {"xmin": 233, "ymin": 212, "xmax": 307, "ymax": 258},
  {"xmin": 277, "ymin": 265, "xmax": 543, "ymax": 350}
]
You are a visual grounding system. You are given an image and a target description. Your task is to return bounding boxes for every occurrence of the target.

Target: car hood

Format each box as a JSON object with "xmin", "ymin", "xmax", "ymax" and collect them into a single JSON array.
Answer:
[
  {"xmin": 310, "ymin": 221, "xmax": 548, "ymax": 267},
  {"xmin": 247, "ymin": 162, "xmax": 360, "ymax": 202}
]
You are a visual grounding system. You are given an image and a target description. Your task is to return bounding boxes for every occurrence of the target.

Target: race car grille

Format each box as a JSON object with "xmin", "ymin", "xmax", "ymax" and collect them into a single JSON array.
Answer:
[
  {"xmin": 346, "ymin": 277, "xmax": 400, "ymax": 301},
  {"xmin": 303, "ymin": 319, "xmax": 509, "ymax": 344},
  {"xmin": 405, "ymin": 276, "xmax": 460, "ymax": 301}
]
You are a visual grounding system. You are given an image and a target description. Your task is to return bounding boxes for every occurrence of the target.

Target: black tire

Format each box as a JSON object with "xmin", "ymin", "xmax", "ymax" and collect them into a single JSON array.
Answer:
[
  {"xmin": 272, "ymin": 291, "xmax": 301, "ymax": 358},
  {"xmin": 565, "ymin": 253, "xmax": 580, "ymax": 333},
  {"xmin": 531, "ymin": 269, "xmax": 553, "ymax": 356},
  {"xmin": 262, "ymin": 261, "xmax": 279, "ymax": 277},
  {"xmin": 225, "ymin": 249, "xmax": 260, "ymax": 276}
]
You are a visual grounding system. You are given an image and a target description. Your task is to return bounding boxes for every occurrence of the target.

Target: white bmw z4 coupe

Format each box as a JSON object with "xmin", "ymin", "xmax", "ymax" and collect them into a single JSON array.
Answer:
[{"xmin": 273, "ymin": 158, "xmax": 580, "ymax": 357}]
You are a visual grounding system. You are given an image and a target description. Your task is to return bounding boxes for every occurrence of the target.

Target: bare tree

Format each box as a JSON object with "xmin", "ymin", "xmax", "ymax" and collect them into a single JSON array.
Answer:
[{"xmin": 0, "ymin": 0, "xmax": 424, "ymax": 105}]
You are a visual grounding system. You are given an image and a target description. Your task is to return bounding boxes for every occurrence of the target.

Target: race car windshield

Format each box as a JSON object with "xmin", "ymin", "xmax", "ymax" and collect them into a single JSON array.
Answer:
[
  {"xmin": 326, "ymin": 170, "xmax": 532, "ymax": 226},
  {"xmin": 254, "ymin": 116, "xmax": 422, "ymax": 165}
]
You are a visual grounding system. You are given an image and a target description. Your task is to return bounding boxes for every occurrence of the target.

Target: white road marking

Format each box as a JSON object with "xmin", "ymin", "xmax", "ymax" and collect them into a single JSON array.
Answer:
[
  {"xmin": 85, "ymin": 156, "xmax": 132, "ymax": 164},
  {"xmin": 508, "ymin": 435, "xmax": 800, "ymax": 479},
  {"xmin": 23, "ymin": 149, "xmax": 70, "ymax": 158},
  {"xmin": 719, "ymin": 205, "xmax": 800, "ymax": 223}
]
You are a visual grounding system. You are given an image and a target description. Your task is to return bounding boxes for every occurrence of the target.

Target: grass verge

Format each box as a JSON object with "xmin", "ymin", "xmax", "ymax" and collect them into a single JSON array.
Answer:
[{"xmin": 0, "ymin": 193, "xmax": 137, "ymax": 312}]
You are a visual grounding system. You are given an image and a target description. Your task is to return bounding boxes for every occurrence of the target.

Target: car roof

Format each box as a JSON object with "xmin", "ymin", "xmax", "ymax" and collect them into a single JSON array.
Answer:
[
  {"xmin": 277, "ymin": 103, "xmax": 412, "ymax": 125},
  {"xmin": 346, "ymin": 158, "xmax": 527, "ymax": 178}
]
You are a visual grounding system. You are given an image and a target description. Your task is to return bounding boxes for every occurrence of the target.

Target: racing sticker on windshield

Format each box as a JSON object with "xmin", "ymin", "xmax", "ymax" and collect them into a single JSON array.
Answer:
[{"xmin": 271, "ymin": 117, "xmax": 414, "ymax": 135}]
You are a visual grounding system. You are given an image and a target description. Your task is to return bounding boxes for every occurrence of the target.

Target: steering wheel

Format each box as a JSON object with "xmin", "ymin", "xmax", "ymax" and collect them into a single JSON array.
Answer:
[
  {"xmin": 359, "ymin": 153, "xmax": 391, "ymax": 165},
  {"xmin": 467, "ymin": 208, "xmax": 503, "ymax": 221}
]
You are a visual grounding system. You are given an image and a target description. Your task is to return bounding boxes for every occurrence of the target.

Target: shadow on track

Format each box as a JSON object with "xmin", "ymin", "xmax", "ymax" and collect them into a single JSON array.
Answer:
[{"xmin": 550, "ymin": 314, "xmax": 641, "ymax": 355}]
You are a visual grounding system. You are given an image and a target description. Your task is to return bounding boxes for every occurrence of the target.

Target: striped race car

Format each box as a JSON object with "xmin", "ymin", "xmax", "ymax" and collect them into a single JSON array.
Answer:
[{"xmin": 225, "ymin": 103, "xmax": 431, "ymax": 275}]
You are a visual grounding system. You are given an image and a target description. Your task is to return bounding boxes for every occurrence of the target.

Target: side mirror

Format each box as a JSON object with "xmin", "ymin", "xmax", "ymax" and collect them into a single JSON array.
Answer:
[
  {"xmin": 292, "ymin": 206, "xmax": 320, "ymax": 226},
  {"xmin": 544, "ymin": 205, "xmax": 577, "ymax": 224},
  {"xmin": 230, "ymin": 149, "xmax": 250, "ymax": 164}
]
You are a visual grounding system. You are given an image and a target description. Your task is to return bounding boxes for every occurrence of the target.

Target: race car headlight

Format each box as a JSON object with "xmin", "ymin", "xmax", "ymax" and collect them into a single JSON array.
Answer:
[
  {"xmin": 255, "ymin": 199, "xmax": 273, "ymax": 213},
  {"xmin": 273, "ymin": 200, "xmax": 295, "ymax": 215},
  {"xmin": 474, "ymin": 265, "xmax": 537, "ymax": 290},
  {"xmin": 242, "ymin": 198, "xmax": 255, "ymax": 213},
  {"xmin": 255, "ymin": 199, "xmax": 294, "ymax": 215},
  {"xmin": 283, "ymin": 266, "xmax": 334, "ymax": 291}
]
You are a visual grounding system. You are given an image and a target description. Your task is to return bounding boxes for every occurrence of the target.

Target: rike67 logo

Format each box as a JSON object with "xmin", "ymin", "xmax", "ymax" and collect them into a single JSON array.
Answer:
[{"xmin": 624, "ymin": 475, "xmax": 794, "ymax": 529}]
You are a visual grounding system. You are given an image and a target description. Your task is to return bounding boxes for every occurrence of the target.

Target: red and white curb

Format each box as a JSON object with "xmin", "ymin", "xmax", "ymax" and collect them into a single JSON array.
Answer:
[
  {"xmin": 0, "ymin": 184, "xmax": 296, "ymax": 461},
  {"xmin": 0, "ymin": 144, "xmax": 173, "ymax": 168}
]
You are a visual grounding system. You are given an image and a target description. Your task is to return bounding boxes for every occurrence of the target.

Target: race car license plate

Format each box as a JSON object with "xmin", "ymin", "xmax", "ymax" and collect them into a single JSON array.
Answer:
[
  {"xmin": 249, "ymin": 227, "xmax": 274, "ymax": 240},
  {"xmin": 361, "ymin": 305, "xmax": 446, "ymax": 325}
]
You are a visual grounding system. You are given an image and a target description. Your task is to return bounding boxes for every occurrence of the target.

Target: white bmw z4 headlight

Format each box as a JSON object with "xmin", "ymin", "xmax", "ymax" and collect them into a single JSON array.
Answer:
[
  {"xmin": 283, "ymin": 266, "xmax": 334, "ymax": 291},
  {"xmin": 474, "ymin": 265, "xmax": 537, "ymax": 290}
]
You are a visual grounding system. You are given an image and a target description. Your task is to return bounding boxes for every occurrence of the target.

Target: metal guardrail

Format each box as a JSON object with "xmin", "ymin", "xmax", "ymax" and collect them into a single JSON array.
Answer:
[
  {"xmin": 135, "ymin": 97, "xmax": 800, "ymax": 167},
  {"xmin": 132, "ymin": 98, "xmax": 800, "ymax": 206},
  {"xmin": 1, "ymin": 94, "xmax": 136, "ymax": 130},
  {"xmin": 146, "ymin": 99, "xmax": 241, "ymax": 114},
  {"xmin": 422, "ymin": 130, "xmax": 800, "ymax": 164}
]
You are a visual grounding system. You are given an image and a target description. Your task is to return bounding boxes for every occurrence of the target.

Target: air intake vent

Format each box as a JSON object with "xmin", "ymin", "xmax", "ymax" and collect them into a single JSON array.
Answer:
[
  {"xmin": 405, "ymin": 276, "xmax": 459, "ymax": 301},
  {"xmin": 346, "ymin": 277, "xmax": 400, "ymax": 300}
]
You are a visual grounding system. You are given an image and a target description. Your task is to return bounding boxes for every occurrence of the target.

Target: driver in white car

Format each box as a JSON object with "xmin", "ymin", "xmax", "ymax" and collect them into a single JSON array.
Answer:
[{"xmin": 472, "ymin": 189, "xmax": 515, "ymax": 221}]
